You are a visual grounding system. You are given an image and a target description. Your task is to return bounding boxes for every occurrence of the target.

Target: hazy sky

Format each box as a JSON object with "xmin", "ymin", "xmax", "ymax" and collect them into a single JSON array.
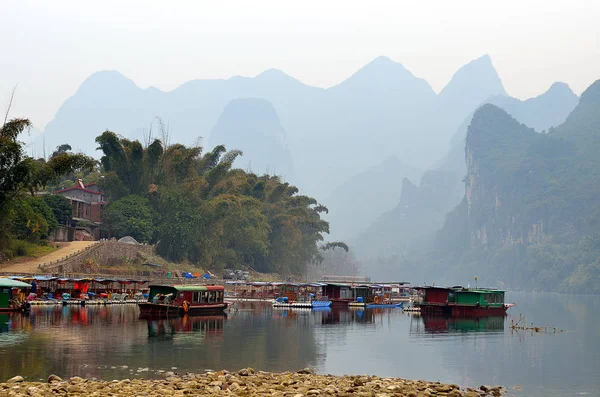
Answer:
[{"xmin": 2, "ymin": 0, "xmax": 599, "ymax": 130}]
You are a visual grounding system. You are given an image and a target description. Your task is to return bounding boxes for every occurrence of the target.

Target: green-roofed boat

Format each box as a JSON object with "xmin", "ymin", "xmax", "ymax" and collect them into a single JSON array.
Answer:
[
  {"xmin": 0, "ymin": 278, "xmax": 32, "ymax": 313},
  {"xmin": 416, "ymin": 286, "xmax": 515, "ymax": 316},
  {"xmin": 138, "ymin": 285, "xmax": 228, "ymax": 316}
]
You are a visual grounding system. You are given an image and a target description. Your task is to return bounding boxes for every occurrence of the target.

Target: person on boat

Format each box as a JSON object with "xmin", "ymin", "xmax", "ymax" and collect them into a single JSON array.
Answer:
[
  {"xmin": 31, "ymin": 280, "xmax": 37, "ymax": 298},
  {"xmin": 163, "ymin": 293, "xmax": 173, "ymax": 304}
]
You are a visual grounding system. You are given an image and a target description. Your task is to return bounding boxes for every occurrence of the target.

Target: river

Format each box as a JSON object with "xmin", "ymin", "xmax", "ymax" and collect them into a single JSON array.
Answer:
[{"xmin": 0, "ymin": 292, "xmax": 598, "ymax": 396}]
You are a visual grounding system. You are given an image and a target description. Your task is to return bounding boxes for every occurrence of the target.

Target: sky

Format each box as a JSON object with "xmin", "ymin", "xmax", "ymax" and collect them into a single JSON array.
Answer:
[{"xmin": 1, "ymin": 0, "xmax": 599, "ymax": 130}]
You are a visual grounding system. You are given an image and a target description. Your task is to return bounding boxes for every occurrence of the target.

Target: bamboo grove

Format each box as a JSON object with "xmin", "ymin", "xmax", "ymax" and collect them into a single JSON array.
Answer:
[{"xmin": 94, "ymin": 131, "xmax": 340, "ymax": 274}]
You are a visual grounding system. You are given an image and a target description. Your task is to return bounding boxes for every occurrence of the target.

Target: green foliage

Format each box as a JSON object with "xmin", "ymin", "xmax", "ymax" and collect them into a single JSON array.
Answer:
[
  {"xmin": 10, "ymin": 197, "xmax": 51, "ymax": 242},
  {"xmin": 431, "ymin": 82, "xmax": 600, "ymax": 293},
  {"xmin": 0, "ymin": 117, "xmax": 93, "ymax": 249},
  {"xmin": 103, "ymin": 195, "xmax": 157, "ymax": 243},
  {"xmin": 0, "ymin": 118, "xmax": 32, "ymax": 213},
  {"xmin": 1, "ymin": 238, "xmax": 55, "ymax": 260},
  {"xmin": 95, "ymin": 132, "xmax": 334, "ymax": 274},
  {"xmin": 25, "ymin": 196, "xmax": 58, "ymax": 232},
  {"xmin": 42, "ymin": 194, "xmax": 72, "ymax": 225},
  {"xmin": 320, "ymin": 242, "xmax": 349, "ymax": 252}
]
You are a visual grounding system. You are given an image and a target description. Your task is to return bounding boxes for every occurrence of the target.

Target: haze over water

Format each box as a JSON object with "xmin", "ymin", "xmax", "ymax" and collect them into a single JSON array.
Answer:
[{"xmin": 0, "ymin": 292, "xmax": 598, "ymax": 397}]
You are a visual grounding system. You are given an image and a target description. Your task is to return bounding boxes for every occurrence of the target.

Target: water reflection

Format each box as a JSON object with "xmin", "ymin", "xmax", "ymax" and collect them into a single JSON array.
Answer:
[
  {"xmin": 0, "ymin": 295, "xmax": 598, "ymax": 397},
  {"xmin": 145, "ymin": 315, "xmax": 226, "ymax": 339},
  {"xmin": 411, "ymin": 315, "xmax": 505, "ymax": 334}
]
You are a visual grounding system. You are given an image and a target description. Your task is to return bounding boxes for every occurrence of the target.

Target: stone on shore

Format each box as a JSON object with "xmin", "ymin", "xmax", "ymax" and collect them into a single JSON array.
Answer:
[
  {"xmin": 46, "ymin": 375, "xmax": 62, "ymax": 383},
  {"xmin": 1, "ymin": 370, "xmax": 505, "ymax": 396}
]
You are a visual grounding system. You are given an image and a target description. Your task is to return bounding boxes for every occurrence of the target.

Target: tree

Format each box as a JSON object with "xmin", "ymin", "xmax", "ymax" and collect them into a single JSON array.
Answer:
[
  {"xmin": 42, "ymin": 194, "xmax": 72, "ymax": 226},
  {"xmin": 10, "ymin": 197, "xmax": 53, "ymax": 242},
  {"xmin": 0, "ymin": 118, "xmax": 32, "ymax": 212},
  {"xmin": 51, "ymin": 144, "xmax": 72, "ymax": 158},
  {"xmin": 103, "ymin": 195, "xmax": 157, "ymax": 243},
  {"xmin": 95, "ymin": 131, "xmax": 334, "ymax": 275}
]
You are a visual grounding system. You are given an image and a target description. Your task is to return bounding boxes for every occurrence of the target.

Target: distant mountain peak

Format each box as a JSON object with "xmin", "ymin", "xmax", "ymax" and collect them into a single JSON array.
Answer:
[
  {"xmin": 255, "ymin": 68, "xmax": 297, "ymax": 82},
  {"xmin": 473, "ymin": 53, "xmax": 492, "ymax": 63},
  {"xmin": 331, "ymin": 55, "xmax": 435, "ymax": 97},
  {"xmin": 579, "ymin": 79, "xmax": 600, "ymax": 105},
  {"xmin": 369, "ymin": 55, "xmax": 397, "ymax": 65},
  {"xmin": 548, "ymin": 81, "xmax": 572, "ymax": 92},
  {"xmin": 355, "ymin": 55, "xmax": 411, "ymax": 77},
  {"xmin": 75, "ymin": 70, "xmax": 139, "ymax": 94},
  {"xmin": 440, "ymin": 55, "xmax": 507, "ymax": 98}
]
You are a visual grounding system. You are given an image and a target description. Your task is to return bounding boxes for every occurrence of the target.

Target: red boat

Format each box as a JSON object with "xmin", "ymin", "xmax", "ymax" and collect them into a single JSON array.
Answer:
[
  {"xmin": 416, "ymin": 286, "xmax": 514, "ymax": 317},
  {"xmin": 138, "ymin": 284, "xmax": 228, "ymax": 316}
]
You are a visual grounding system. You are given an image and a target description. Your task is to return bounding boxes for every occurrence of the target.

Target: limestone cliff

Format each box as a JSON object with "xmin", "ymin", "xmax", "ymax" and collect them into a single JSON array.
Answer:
[{"xmin": 431, "ymin": 80, "xmax": 600, "ymax": 292}]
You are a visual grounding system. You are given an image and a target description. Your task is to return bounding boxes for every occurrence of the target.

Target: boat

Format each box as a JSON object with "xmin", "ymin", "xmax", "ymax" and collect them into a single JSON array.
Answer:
[
  {"xmin": 138, "ymin": 285, "xmax": 228, "ymax": 316},
  {"xmin": 364, "ymin": 295, "xmax": 402, "ymax": 308},
  {"xmin": 365, "ymin": 302, "xmax": 402, "ymax": 308},
  {"xmin": 272, "ymin": 296, "xmax": 331, "ymax": 308},
  {"xmin": 0, "ymin": 278, "xmax": 32, "ymax": 313},
  {"xmin": 402, "ymin": 305, "xmax": 421, "ymax": 313},
  {"xmin": 416, "ymin": 286, "xmax": 514, "ymax": 316}
]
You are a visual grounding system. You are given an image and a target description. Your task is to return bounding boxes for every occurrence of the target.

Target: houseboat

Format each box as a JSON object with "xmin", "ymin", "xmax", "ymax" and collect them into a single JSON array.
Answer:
[
  {"xmin": 272, "ymin": 295, "xmax": 331, "ymax": 308},
  {"xmin": 323, "ymin": 283, "xmax": 355, "ymax": 307},
  {"xmin": 138, "ymin": 285, "xmax": 228, "ymax": 316},
  {"xmin": 270, "ymin": 283, "xmax": 331, "ymax": 308},
  {"xmin": 416, "ymin": 286, "xmax": 514, "ymax": 316},
  {"xmin": 348, "ymin": 284, "xmax": 407, "ymax": 308},
  {"xmin": 0, "ymin": 278, "xmax": 32, "ymax": 313}
]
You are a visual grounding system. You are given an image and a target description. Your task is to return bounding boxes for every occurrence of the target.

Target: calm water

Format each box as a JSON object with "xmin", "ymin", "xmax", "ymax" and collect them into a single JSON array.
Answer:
[{"xmin": 1, "ymin": 292, "xmax": 599, "ymax": 396}]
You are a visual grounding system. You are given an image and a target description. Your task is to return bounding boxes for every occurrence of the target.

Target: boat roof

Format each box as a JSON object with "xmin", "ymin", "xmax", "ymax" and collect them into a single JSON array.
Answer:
[
  {"xmin": 417, "ymin": 285, "xmax": 505, "ymax": 293},
  {"xmin": 0, "ymin": 278, "xmax": 32, "ymax": 288},
  {"xmin": 149, "ymin": 284, "xmax": 224, "ymax": 291}
]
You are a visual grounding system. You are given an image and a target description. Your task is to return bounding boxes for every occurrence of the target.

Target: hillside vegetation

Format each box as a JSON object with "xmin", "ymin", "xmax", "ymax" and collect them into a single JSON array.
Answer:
[
  {"xmin": 94, "ymin": 131, "xmax": 339, "ymax": 275},
  {"xmin": 429, "ymin": 80, "xmax": 600, "ymax": 293}
]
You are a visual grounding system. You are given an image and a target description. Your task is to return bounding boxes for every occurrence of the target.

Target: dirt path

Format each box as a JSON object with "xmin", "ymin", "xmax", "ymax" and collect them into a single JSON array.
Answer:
[{"xmin": 0, "ymin": 241, "xmax": 96, "ymax": 273}]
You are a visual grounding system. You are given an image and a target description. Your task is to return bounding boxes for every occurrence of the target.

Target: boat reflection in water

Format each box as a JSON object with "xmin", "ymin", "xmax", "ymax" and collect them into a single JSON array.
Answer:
[
  {"xmin": 0, "ymin": 314, "xmax": 8, "ymax": 333},
  {"xmin": 410, "ymin": 315, "xmax": 505, "ymax": 335},
  {"xmin": 144, "ymin": 314, "xmax": 226, "ymax": 340},
  {"xmin": 271, "ymin": 306, "xmax": 395, "ymax": 326}
]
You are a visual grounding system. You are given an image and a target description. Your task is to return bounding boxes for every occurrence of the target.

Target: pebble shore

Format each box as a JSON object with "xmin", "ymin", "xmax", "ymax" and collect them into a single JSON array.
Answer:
[{"xmin": 1, "ymin": 368, "xmax": 506, "ymax": 397}]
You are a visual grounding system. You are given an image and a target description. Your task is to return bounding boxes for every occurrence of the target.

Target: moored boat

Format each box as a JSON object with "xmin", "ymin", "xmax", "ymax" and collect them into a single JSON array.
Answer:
[
  {"xmin": 272, "ymin": 296, "xmax": 331, "ymax": 308},
  {"xmin": 138, "ymin": 285, "xmax": 228, "ymax": 316},
  {"xmin": 0, "ymin": 278, "xmax": 32, "ymax": 313},
  {"xmin": 365, "ymin": 302, "xmax": 403, "ymax": 308},
  {"xmin": 416, "ymin": 286, "xmax": 514, "ymax": 316}
]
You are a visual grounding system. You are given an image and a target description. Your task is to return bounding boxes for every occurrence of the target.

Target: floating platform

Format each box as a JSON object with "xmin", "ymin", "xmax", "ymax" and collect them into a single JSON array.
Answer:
[
  {"xmin": 29, "ymin": 299, "xmax": 142, "ymax": 306},
  {"xmin": 272, "ymin": 300, "xmax": 331, "ymax": 308},
  {"xmin": 348, "ymin": 302, "xmax": 366, "ymax": 307},
  {"xmin": 225, "ymin": 297, "xmax": 269, "ymax": 302},
  {"xmin": 365, "ymin": 303, "xmax": 403, "ymax": 308}
]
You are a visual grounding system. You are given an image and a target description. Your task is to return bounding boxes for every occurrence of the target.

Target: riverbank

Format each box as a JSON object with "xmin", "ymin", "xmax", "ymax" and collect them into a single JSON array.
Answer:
[{"xmin": 2, "ymin": 368, "xmax": 505, "ymax": 397}]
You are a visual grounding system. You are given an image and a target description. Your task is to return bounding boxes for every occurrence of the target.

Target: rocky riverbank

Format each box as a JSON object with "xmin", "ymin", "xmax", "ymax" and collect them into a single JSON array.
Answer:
[{"xmin": 1, "ymin": 368, "xmax": 506, "ymax": 397}]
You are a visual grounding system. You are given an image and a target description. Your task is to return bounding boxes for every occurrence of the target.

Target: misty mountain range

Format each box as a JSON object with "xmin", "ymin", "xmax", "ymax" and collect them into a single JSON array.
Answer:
[{"xmin": 32, "ymin": 54, "xmax": 580, "ymax": 246}]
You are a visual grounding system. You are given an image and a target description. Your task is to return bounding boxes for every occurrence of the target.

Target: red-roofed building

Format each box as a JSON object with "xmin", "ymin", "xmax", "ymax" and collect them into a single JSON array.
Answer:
[{"xmin": 54, "ymin": 179, "xmax": 106, "ymax": 224}]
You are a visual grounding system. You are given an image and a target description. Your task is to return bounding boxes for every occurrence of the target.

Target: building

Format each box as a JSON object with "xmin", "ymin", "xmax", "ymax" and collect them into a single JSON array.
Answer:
[{"xmin": 54, "ymin": 179, "xmax": 107, "ymax": 240}]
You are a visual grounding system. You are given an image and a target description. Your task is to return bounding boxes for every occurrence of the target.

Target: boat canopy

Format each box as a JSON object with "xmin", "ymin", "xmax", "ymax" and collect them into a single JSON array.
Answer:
[
  {"xmin": 0, "ymin": 278, "xmax": 32, "ymax": 288},
  {"xmin": 149, "ymin": 285, "xmax": 224, "ymax": 292}
]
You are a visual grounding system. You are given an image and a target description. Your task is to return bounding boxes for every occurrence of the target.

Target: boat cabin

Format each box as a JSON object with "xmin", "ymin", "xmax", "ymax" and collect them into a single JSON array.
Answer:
[
  {"xmin": 147, "ymin": 285, "xmax": 225, "ymax": 305},
  {"xmin": 448, "ymin": 288, "xmax": 505, "ymax": 307},
  {"xmin": 0, "ymin": 278, "xmax": 31, "ymax": 312},
  {"xmin": 418, "ymin": 286, "xmax": 452, "ymax": 305},
  {"xmin": 323, "ymin": 283, "xmax": 353, "ymax": 300}
]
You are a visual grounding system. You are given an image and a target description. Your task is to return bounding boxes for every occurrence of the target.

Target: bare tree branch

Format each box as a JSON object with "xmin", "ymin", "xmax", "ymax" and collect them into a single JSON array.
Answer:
[{"xmin": 3, "ymin": 84, "xmax": 18, "ymax": 127}]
